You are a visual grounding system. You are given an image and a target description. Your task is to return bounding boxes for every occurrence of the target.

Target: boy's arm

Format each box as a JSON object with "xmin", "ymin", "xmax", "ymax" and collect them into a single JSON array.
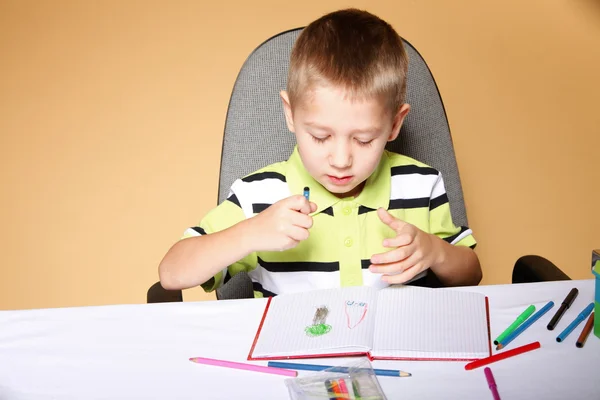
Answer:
[
  {"xmin": 158, "ymin": 194, "xmax": 317, "ymax": 291},
  {"xmin": 369, "ymin": 209, "xmax": 481, "ymax": 287},
  {"xmin": 426, "ymin": 173, "xmax": 481, "ymax": 286},
  {"xmin": 428, "ymin": 237, "xmax": 481, "ymax": 286},
  {"xmin": 158, "ymin": 219, "xmax": 256, "ymax": 290},
  {"xmin": 369, "ymin": 172, "xmax": 482, "ymax": 287}
]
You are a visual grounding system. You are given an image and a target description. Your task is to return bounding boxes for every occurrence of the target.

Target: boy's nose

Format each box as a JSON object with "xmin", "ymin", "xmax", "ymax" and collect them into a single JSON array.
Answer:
[{"xmin": 329, "ymin": 144, "xmax": 352, "ymax": 169}]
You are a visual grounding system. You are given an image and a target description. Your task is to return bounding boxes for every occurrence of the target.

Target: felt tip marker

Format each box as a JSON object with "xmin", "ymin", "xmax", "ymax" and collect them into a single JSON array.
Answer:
[{"xmin": 303, "ymin": 186, "xmax": 310, "ymax": 200}]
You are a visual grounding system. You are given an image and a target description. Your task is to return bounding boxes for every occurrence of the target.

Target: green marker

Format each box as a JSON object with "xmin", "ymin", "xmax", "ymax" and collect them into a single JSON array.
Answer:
[
  {"xmin": 494, "ymin": 305, "xmax": 536, "ymax": 345},
  {"xmin": 351, "ymin": 378, "xmax": 362, "ymax": 400}
]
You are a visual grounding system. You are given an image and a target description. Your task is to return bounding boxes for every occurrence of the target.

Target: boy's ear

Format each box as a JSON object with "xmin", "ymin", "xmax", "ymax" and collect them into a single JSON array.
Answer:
[
  {"xmin": 280, "ymin": 91, "xmax": 296, "ymax": 133},
  {"xmin": 388, "ymin": 103, "xmax": 411, "ymax": 142}
]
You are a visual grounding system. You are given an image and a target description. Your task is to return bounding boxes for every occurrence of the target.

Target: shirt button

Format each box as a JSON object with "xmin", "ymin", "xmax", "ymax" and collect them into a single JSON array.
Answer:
[
  {"xmin": 342, "ymin": 207, "xmax": 351, "ymax": 215},
  {"xmin": 344, "ymin": 237, "xmax": 353, "ymax": 247}
]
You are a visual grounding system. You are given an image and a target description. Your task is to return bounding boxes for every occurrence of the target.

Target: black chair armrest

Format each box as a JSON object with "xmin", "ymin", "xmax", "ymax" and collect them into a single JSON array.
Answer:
[
  {"xmin": 512, "ymin": 255, "xmax": 571, "ymax": 283},
  {"xmin": 216, "ymin": 271, "xmax": 255, "ymax": 300},
  {"xmin": 147, "ymin": 271, "xmax": 255, "ymax": 303},
  {"xmin": 147, "ymin": 281, "xmax": 183, "ymax": 303}
]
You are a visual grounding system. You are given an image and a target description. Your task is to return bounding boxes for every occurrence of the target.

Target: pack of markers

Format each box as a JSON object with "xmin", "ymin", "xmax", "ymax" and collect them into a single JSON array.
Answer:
[{"xmin": 285, "ymin": 358, "xmax": 386, "ymax": 400}]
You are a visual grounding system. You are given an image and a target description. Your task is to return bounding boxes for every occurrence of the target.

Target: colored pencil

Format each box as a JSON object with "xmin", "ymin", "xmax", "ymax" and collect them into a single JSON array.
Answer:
[
  {"xmin": 189, "ymin": 357, "xmax": 297, "ymax": 377},
  {"xmin": 267, "ymin": 361, "xmax": 411, "ymax": 377},
  {"xmin": 465, "ymin": 341, "xmax": 541, "ymax": 370}
]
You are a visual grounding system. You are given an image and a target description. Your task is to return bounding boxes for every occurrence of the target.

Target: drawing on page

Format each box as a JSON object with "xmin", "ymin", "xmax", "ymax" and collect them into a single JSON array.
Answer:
[
  {"xmin": 344, "ymin": 300, "xmax": 368, "ymax": 329},
  {"xmin": 305, "ymin": 305, "xmax": 332, "ymax": 337}
]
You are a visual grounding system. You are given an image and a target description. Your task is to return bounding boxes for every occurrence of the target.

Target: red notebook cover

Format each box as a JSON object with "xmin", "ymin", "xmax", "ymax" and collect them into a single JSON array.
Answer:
[{"xmin": 247, "ymin": 296, "xmax": 492, "ymax": 362}]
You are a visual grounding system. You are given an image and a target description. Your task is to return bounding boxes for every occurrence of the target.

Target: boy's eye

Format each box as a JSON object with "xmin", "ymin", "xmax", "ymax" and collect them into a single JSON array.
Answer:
[
  {"xmin": 356, "ymin": 139, "xmax": 373, "ymax": 147},
  {"xmin": 311, "ymin": 135, "xmax": 328, "ymax": 143}
]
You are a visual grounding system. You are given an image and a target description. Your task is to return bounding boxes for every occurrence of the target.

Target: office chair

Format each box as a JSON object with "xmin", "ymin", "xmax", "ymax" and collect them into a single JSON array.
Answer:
[
  {"xmin": 147, "ymin": 27, "xmax": 465, "ymax": 302},
  {"xmin": 147, "ymin": 27, "xmax": 569, "ymax": 304},
  {"xmin": 512, "ymin": 255, "xmax": 571, "ymax": 283}
]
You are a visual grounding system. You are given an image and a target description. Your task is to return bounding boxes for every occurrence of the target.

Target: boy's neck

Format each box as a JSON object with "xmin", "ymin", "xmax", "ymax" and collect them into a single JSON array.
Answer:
[{"xmin": 331, "ymin": 181, "xmax": 365, "ymax": 199}]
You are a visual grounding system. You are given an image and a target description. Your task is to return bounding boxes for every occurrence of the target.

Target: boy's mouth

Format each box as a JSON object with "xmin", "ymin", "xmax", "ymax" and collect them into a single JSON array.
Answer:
[{"xmin": 327, "ymin": 175, "xmax": 353, "ymax": 185}]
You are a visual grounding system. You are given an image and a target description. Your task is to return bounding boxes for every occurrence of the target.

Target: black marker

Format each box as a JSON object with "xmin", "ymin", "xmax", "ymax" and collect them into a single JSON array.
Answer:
[{"xmin": 547, "ymin": 288, "xmax": 578, "ymax": 330}]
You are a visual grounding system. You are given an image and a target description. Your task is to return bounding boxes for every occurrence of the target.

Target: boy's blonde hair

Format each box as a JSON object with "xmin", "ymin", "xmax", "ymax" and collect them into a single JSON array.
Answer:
[{"xmin": 287, "ymin": 9, "xmax": 408, "ymax": 113}]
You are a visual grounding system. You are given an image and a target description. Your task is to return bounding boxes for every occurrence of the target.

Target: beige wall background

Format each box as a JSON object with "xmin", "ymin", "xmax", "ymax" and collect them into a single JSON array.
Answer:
[{"xmin": 1, "ymin": 0, "xmax": 599, "ymax": 310}]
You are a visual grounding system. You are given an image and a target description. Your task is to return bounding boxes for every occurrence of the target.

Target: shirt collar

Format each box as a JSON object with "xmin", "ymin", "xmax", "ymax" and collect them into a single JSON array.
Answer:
[{"xmin": 286, "ymin": 146, "xmax": 390, "ymax": 214}]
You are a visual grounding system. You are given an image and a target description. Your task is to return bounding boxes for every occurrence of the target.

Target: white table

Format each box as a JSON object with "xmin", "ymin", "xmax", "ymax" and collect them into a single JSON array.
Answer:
[{"xmin": 0, "ymin": 280, "xmax": 598, "ymax": 399}]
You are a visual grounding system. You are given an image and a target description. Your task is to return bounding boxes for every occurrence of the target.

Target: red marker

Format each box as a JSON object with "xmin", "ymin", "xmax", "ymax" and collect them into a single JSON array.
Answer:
[{"xmin": 465, "ymin": 341, "xmax": 541, "ymax": 370}]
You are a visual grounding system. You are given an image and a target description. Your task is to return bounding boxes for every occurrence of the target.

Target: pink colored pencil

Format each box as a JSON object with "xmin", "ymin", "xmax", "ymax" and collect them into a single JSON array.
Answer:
[{"xmin": 189, "ymin": 357, "xmax": 297, "ymax": 377}]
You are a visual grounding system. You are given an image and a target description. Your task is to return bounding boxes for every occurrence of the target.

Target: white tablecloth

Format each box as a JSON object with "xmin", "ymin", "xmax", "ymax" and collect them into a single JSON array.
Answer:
[{"xmin": 1, "ymin": 280, "xmax": 598, "ymax": 399}]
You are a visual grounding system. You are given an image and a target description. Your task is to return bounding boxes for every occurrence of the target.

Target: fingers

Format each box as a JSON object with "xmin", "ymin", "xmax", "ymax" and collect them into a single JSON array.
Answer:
[
  {"xmin": 291, "ymin": 211, "xmax": 314, "ymax": 229},
  {"xmin": 369, "ymin": 253, "xmax": 423, "ymax": 284},
  {"xmin": 298, "ymin": 201, "xmax": 317, "ymax": 215},
  {"xmin": 278, "ymin": 237, "xmax": 300, "ymax": 251},
  {"xmin": 286, "ymin": 225, "xmax": 310, "ymax": 242},
  {"xmin": 370, "ymin": 243, "xmax": 415, "ymax": 265},
  {"xmin": 382, "ymin": 266, "xmax": 423, "ymax": 285},
  {"xmin": 382, "ymin": 233, "xmax": 413, "ymax": 248},
  {"xmin": 369, "ymin": 254, "xmax": 418, "ymax": 275},
  {"xmin": 377, "ymin": 208, "xmax": 407, "ymax": 232},
  {"xmin": 287, "ymin": 195, "xmax": 317, "ymax": 215},
  {"xmin": 376, "ymin": 207, "xmax": 395, "ymax": 226}
]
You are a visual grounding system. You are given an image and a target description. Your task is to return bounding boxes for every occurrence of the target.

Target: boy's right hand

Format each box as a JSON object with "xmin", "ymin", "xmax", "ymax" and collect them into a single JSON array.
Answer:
[{"xmin": 246, "ymin": 195, "xmax": 317, "ymax": 252}]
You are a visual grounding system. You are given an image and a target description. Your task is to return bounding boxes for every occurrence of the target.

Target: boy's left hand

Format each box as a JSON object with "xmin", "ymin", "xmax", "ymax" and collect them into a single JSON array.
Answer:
[{"xmin": 369, "ymin": 208, "xmax": 439, "ymax": 284}]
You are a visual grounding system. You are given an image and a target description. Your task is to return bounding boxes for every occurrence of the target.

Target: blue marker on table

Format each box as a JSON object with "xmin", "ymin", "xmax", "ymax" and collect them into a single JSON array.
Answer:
[
  {"xmin": 497, "ymin": 301, "xmax": 554, "ymax": 350},
  {"xmin": 556, "ymin": 303, "xmax": 595, "ymax": 343},
  {"xmin": 303, "ymin": 186, "xmax": 310, "ymax": 200}
]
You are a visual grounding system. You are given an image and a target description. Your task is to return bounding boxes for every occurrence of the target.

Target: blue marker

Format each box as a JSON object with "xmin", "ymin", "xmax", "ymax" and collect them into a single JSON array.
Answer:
[
  {"xmin": 303, "ymin": 186, "xmax": 310, "ymax": 200},
  {"xmin": 497, "ymin": 301, "xmax": 554, "ymax": 349},
  {"xmin": 556, "ymin": 302, "xmax": 594, "ymax": 343}
]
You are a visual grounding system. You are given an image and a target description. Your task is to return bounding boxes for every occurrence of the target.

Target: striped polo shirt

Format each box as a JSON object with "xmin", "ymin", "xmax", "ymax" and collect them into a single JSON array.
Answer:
[{"xmin": 183, "ymin": 146, "xmax": 476, "ymax": 297}]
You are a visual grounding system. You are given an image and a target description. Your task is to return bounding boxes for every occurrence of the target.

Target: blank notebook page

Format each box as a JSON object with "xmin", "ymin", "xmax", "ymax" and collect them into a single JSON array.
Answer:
[
  {"xmin": 371, "ymin": 286, "xmax": 490, "ymax": 359},
  {"xmin": 251, "ymin": 286, "xmax": 378, "ymax": 358}
]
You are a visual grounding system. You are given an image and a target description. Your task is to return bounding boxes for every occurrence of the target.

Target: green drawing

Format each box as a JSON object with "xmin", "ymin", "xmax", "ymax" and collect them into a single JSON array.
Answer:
[{"xmin": 305, "ymin": 305, "xmax": 332, "ymax": 337}]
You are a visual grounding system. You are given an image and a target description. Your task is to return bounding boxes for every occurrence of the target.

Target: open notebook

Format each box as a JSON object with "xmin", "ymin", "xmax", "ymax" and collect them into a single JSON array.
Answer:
[{"xmin": 248, "ymin": 285, "xmax": 491, "ymax": 361}]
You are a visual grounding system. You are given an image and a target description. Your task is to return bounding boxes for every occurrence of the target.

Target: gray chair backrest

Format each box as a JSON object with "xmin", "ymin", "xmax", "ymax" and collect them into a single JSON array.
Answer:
[{"xmin": 219, "ymin": 27, "xmax": 468, "ymax": 228}]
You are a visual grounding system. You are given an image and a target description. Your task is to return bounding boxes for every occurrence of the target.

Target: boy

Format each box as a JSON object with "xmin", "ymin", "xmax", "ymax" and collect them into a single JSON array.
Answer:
[{"xmin": 159, "ymin": 9, "xmax": 482, "ymax": 296}]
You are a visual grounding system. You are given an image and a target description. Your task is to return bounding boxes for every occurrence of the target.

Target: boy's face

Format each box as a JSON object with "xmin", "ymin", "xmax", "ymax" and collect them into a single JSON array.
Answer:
[{"xmin": 281, "ymin": 85, "xmax": 410, "ymax": 198}]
